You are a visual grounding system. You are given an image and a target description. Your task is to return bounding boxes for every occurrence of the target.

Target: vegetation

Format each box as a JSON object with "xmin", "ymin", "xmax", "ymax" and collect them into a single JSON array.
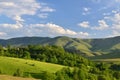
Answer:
[
  {"xmin": 0, "ymin": 45, "xmax": 92, "ymax": 67},
  {"xmin": 0, "ymin": 45, "xmax": 120, "ymax": 79},
  {"xmin": 0, "ymin": 36, "xmax": 120, "ymax": 58},
  {"xmin": 0, "ymin": 56, "xmax": 65, "ymax": 79}
]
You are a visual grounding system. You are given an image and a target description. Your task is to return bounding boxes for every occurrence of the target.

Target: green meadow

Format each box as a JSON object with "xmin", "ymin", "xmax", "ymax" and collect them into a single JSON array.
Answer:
[{"xmin": 0, "ymin": 56, "xmax": 65, "ymax": 76}]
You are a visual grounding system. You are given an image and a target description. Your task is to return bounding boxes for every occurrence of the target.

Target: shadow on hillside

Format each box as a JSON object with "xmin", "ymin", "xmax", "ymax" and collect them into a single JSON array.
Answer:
[{"xmin": 28, "ymin": 72, "xmax": 43, "ymax": 79}]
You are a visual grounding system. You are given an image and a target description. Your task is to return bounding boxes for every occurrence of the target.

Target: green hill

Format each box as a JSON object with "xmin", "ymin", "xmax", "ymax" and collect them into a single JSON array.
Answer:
[
  {"xmin": 0, "ymin": 36, "xmax": 120, "ymax": 58},
  {"xmin": 90, "ymin": 36, "xmax": 120, "ymax": 52},
  {"xmin": 0, "ymin": 56, "xmax": 65, "ymax": 78},
  {"xmin": 0, "ymin": 36, "xmax": 93, "ymax": 56}
]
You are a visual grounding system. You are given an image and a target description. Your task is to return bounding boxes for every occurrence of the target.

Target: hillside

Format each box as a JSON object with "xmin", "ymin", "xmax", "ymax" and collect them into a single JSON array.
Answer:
[
  {"xmin": 1, "ymin": 46, "xmax": 120, "ymax": 80},
  {"xmin": 0, "ymin": 36, "xmax": 120, "ymax": 57},
  {"xmin": 0, "ymin": 36, "xmax": 93, "ymax": 56},
  {"xmin": 90, "ymin": 36, "xmax": 120, "ymax": 52},
  {"xmin": 0, "ymin": 56, "xmax": 65, "ymax": 79}
]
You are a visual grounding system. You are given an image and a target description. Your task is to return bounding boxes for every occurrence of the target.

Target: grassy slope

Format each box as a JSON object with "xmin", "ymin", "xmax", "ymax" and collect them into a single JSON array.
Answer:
[
  {"xmin": 51, "ymin": 37, "xmax": 93, "ymax": 56},
  {"xmin": 90, "ymin": 52, "xmax": 120, "ymax": 62},
  {"xmin": 93, "ymin": 58, "xmax": 120, "ymax": 63},
  {"xmin": 91, "ymin": 36, "xmax": 120, "ymax": 52},
  {"xmin": 0, "ymin": 56, "xmax": 65, "ymax": 76}
]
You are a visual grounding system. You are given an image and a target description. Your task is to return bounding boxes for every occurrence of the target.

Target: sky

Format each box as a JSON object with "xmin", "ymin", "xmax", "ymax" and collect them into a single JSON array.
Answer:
[{"xmin": 0, "ymin": 0, "xmax": 120, "ymax": 39}]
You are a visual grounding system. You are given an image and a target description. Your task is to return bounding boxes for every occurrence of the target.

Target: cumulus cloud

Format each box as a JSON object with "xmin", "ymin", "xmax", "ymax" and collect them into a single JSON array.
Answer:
[
  {"xmin": 78, "ymin": 21, "xmax": 90, "ymax": 28},
  {"xmin": 83, "ymin": 8, "xmax": 89, "ymax": 12},
  {"xmin": 0, "ymin": 0, "xmax": 55, "ymax": 22},
  {"xmin": 103, "ymin": 12, "xmax": 120, "ymax": 37},
  {"xmin": 112, "ymin": 10, "xmax": 118, "ymax": 14},
  {"xmin": 112, "ymin": 13, "xmax": 120, "ymax": 24},
  {"xmin": 110, "ymin": 13, "xmax": 120, "ymax": 36},
  {"xmin": 92, "ymin": 20, "xmax": 109, "ymax": 30},
  {"xmin": 0, "ymin": 0, "xmax": 89, "ymax": 39},
  {"xmin": 0, "ymin": 22, "xmax": 23, "ymax": 29},
  {"xmin": 30, "ymin": 23, "xmax": 75, "ymax": 35},
  {"xmin": 0, "ymin": 32, "xmax": 7, "ymax": 36},
  {"xmin": 13, "ymin": 16, "xmax": 24, "ymax": 22},
  {"xmin": 78, "ymin": 32, "xmax": 89, "ymax": 37},
  {"xmin": 105, "ymin": 13, "xmax": 120, "ymax": 29},
  {"xmin": 23, "ymin": 23, "xmax": 89, "ymax": 38},
  {"xmin": 0, "ymin": 23, "xmax": 89, "ymax": 38},
  {"xmin": 0, "ymin": 0, "xmax": 41, "ymax": 22}
]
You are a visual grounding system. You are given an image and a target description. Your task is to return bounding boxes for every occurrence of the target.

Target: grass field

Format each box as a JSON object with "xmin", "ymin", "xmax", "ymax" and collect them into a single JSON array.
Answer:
[{"xmin": 0, "ymin": 56, "xmax": 65, "ymax": 79}]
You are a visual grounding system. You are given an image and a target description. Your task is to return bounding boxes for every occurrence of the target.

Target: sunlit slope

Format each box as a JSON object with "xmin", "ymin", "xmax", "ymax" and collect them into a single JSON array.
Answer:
[{"xmin": 0, "ymin": 56, "xmax": 65, "ymax": 75}]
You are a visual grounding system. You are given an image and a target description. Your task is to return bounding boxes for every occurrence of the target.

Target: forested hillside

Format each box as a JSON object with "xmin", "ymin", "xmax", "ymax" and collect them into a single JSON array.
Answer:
[{"xmin": 0, "ymin": 36, "xmax": 120, "ymax": 57}]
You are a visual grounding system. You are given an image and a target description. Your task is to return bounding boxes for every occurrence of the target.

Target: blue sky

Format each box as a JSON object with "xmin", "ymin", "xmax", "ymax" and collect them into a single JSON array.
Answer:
[{"xmin": 0, "ymin": 0, "xmax": 120, "ymax": 39}]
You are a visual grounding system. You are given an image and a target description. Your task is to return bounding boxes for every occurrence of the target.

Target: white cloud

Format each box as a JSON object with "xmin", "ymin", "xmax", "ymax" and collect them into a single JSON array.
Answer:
[
  {"xmin": 82, "ymin": 7, "xmax": 90, "ymax": 15},
  {"xmin": 0, "ymin": 22, "xmax": 89, "ymax": 38},
  {"xmin": 38, "ymin": 13, "xmax": 48, "ymax": 19},
  {"xmin": 83, "ymin": 8, "xmax": 89, "ymax": 12},
  {"xmin": 0, "ymin": 32, "xmax": 7, "ymax": 36},
  {"xmin": 0, "ymin": 0, "xmax": 89, "ymax": 38},
  {"xmin": 0, "ymin": 0, "xmax": 56, "ymax": 39},
  {"xmin": 112, "ymin": 30, "xmax": 120, "ymax": 36},
  {"xmin": 109, "ymin": 13, "xmax": 120, "ymax": 29},
  {"xmin": 112, "ymin": 23, "xmax": 120, "ymax": 29},
  {"xmin": 0, "ymin": 2, "xmax": 15, "ymax": 7},
  {"xmin": 0, "ymin": 22, "xmax": 23, "ymax": 29},
  {"xmin": 92, "ymin": 20, "xmax": 109, "ymax": 30},
  {"xmin": 103, "ymin": 12, "xmax": 120, "ymax": 37},
  {"xmin": 13, "ymin": 16, "xmax": 24, "ymax": 22},
  {"xmin": 108, "ymin": 30, "xmax": 120, "ymax": 37},
  {"xmin": 40, "ymin": 7, "xmax": 55, "ymax": 12},
  {"xmin": 0, "ymin": 0, "xmax": 41, "ymax": 22},
  {"xmin": 112, "ymin": 13, "xmax": 120, "ymax": 23},
  {"xmin": 103, "ymin": 13, "xmax": 111, "ymax": 16},
  {"xmin": 30, "ymin": 23, "xmax": 77, "ymax": 35},
  {"xmin": 28, "ymin": 23, "xmax": 89, "ymax": 38},
  {"xmin": 78, "ymin": 21, "xmax": 90, "ymax": 28},
  {"xmin": 112, "ymin": 10, "xmax": 118, "ymax": 14},
  {"xmin": 110, "ymin": 13, "xmax": 120, "ymax": 37},
  {"xmin": 0, "ymin": 0, "xmax": 55, "ymax": 23},
  {"xmin": 78, "ymin": 32, "xmax": 89, "ymax": 36}
]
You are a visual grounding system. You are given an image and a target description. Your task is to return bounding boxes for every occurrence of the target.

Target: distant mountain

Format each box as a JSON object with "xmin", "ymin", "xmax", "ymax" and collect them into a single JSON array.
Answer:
[{"xmin": 0, "ymin": 36, "xmax": 120, "ymax": 57}]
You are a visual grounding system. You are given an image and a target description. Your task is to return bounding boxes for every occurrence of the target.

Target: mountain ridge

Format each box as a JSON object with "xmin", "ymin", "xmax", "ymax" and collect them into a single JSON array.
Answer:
[{"xmin": 0, "ymin": 36, "xmax": 120, "ymax": 57}]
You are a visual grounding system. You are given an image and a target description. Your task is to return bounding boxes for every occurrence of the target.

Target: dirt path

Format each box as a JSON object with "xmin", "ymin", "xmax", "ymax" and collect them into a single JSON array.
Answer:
[{"xmin": 0, "ymin": 75, "xmax": 40, "ymax": 80}]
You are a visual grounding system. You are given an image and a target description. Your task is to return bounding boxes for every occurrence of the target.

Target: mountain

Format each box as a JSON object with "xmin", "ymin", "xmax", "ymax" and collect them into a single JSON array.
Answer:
[{"xmin": 0, "ymin": 36, "xmax": 120, "ymax": 57}]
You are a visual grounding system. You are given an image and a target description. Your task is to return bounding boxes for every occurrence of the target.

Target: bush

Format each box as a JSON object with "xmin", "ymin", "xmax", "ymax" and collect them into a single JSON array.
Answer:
[
  {"xmin": 0, "ymin": 69, "xmax": 2, "ymax": 74},
  {"xmin": 13, "ymin": 68, "xmax": 23, "ymax": 77}
]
